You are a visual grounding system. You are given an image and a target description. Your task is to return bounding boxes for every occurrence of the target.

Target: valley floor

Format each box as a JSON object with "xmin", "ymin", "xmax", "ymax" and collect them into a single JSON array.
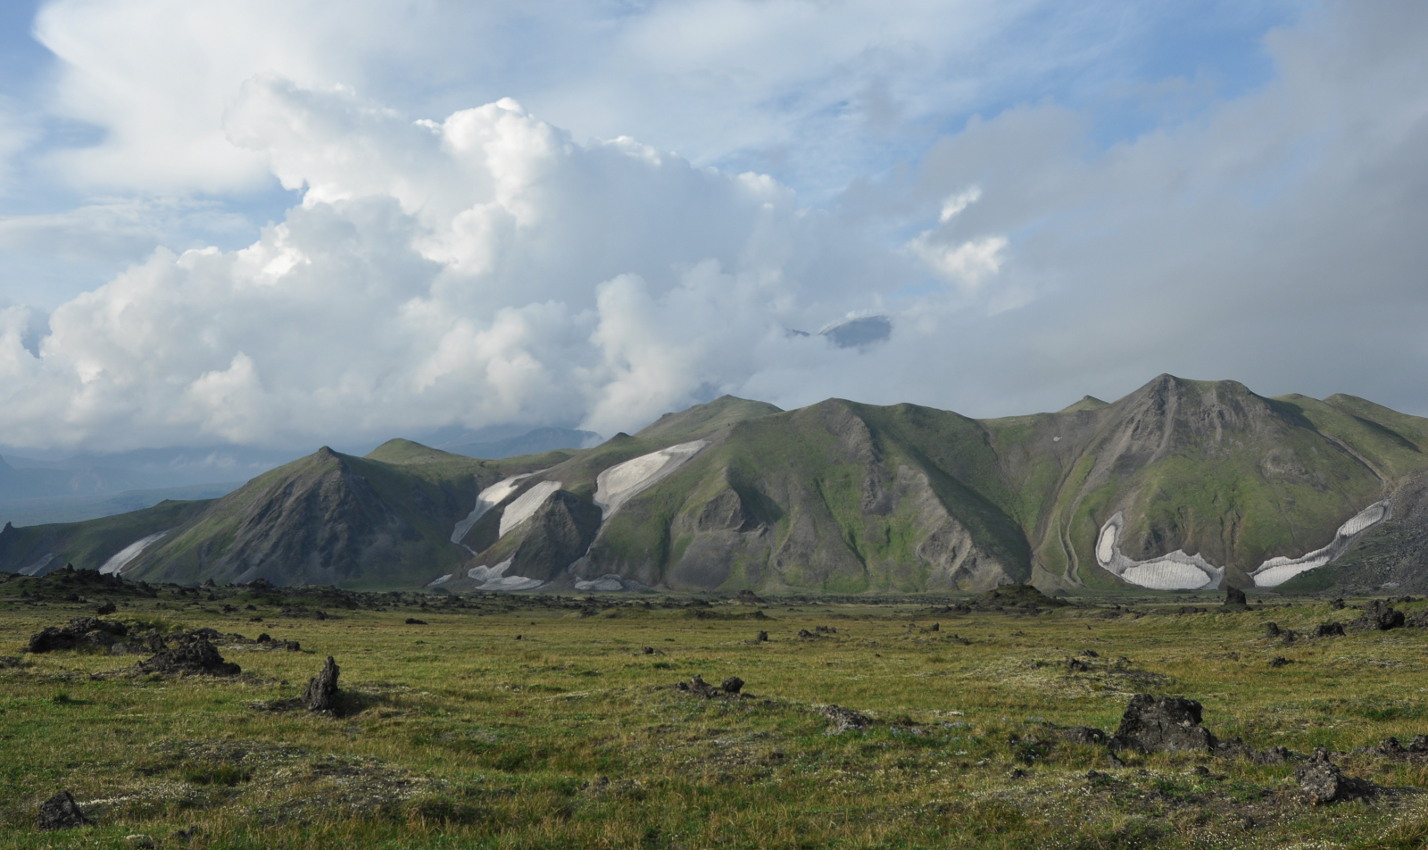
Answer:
[{"xmin": 2, "ymin": 574, "xmax": 1428, "ymax": 848}]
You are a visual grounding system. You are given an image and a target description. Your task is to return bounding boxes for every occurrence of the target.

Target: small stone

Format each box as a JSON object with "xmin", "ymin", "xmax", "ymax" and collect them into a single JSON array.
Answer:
[
  {"xmin": 720, "ymin": 676, "xmax": 744, "ymax": 694},
  {"xmin": 821, "ymin": 704, "xmax": 873, "ymax": 733}
]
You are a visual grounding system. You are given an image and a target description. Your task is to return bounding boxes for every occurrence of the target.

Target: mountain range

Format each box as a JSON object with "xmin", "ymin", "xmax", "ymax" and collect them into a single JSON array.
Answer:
[{"xmin": 3, "ymin": 375, "xmax": 1426, "ymax": 595}]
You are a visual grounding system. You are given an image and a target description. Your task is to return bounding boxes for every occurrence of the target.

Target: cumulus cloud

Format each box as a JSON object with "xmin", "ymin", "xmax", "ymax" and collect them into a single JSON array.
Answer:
[
  {"xmin": 4, "ymin": 0, "xmax": 1426, "ymax": 455},
  {"xmin": 0, "ymin": 80, "xmax": 906, "ymax": 450}
]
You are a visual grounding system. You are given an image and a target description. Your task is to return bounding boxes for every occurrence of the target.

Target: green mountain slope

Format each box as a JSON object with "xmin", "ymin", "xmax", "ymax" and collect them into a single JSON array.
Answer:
[{"xmin": 5, "ymin": 380, "xmax": 1426, "ymax": 593}]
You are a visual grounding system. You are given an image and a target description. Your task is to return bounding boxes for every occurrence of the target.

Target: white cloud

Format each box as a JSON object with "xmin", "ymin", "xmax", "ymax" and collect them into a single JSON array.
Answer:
[
  {"xmin": 5, "ymin": 0, "xmax": 1427, "ymax": 456},
  {"xmin": 0, "ymin": 81, "xmax": 902, "ymax": 450}
]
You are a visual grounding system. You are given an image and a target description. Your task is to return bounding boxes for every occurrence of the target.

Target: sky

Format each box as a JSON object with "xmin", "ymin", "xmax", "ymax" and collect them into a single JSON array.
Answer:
[{"xmin": 0, "ymin": 0, "xmax": 1425, "ymax": 453}]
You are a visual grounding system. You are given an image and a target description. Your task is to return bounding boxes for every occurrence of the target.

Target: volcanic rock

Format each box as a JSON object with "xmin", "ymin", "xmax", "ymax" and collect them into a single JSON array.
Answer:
[
  {"xmin": 821, "ymin": 704, "xmax": 873, "ymax": 733},
  {"xmin": 1356, "ymin": 600, "xmax": 1405, "ymax": 631},
  {"xmin": 37, "ymin": 790, "xmax": 89, "ymax": 830},
  {"xmin": 136, "ymin": 635, "xmax": 241, "ymax": 677},
  {"xmin": 304, "ymin": 656, "xmax": 341, "ymax": 712},
  {"xmin": 28, "ymin": 618, "xmax": 129, "ymax": 653},
  {"xmin": 1112, "ymin": 694, "xmax": 1217, "ymax": 753},
  {"xmin": 1297, "ymin": 748, "xmax": 1376, "ymax": 804}
]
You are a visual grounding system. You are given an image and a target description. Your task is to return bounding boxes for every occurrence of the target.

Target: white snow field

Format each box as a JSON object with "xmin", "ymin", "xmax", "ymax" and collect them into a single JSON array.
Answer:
[
  {"xmin": 1250, "ymin": 500, "xmax": 1391, "ymax": 587},
  {"xmin": 466, "ymin": 560, "xmax": 543, "ymax": 591},
  {"xmin": 498, "ymin": 480, "xmax": 563, "ymax": 538},
  {"xmin": 594, "ymin": 440, "xmax": 709, "ymax": 517},
  {"xmin": 424, "ymin": 560, "xmax": 546, "ymax": 591},
  {"xmin": 1094, "ymin": 512, "xmax": 1223, "ymax": 590},
  {"xmin": 450, "ymin": 472, "xmax": 537, "ymax": 548},
  {"xmin": 98, "ymin": 531, "xmax": 170, "ymax": 576},
  {"xmin": 1096, "ymin": 499, "xmax": 1391, "ymax": 590}
]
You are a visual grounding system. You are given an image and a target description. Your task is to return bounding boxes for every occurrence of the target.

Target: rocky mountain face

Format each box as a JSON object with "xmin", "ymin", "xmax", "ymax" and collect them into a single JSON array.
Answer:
[{"xmin": 3, "ymin": 376, "xmax": 1427, "ymax": 594}]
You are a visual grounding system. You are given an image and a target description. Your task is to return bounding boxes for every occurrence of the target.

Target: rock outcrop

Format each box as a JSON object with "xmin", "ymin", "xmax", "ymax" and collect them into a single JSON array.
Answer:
[{"xmin": 1112, "ymin": 694, "xmax": 1217, "ymax": 753}]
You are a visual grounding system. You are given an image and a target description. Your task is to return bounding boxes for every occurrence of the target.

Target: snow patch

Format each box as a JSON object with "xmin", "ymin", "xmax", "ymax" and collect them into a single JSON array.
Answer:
[
  {"xmin": 1094, "ymin": 512, "xmax": 1223, "ymax": 590},
  {"xmin": 498, "ymin": 480, "xmax": 562, "ymax": 538},
  {"xmin": 1095, "ymin": 499, "xmax": 1392, "ymax": 590},
  {"xmin": 99, "ymin": 531, "xmax": 169, "ymax": 576},
  {"xmin": 467, "ymin": 560, "xmax": 544, "ymax": 591},
  {"xmin": 594, "ymin": 440, "xmax": 708, "ymax": 517},
  {"xmin": 1250, "ymin": 500, "xmax": 1391, "ymax": 587},
  {"xmin": 574, "ymin": 574, "xmax": 633, "ymax": 592},
  {"xmin": 452, "ymin": 472, "xmax": 539, "ymax": 548}
]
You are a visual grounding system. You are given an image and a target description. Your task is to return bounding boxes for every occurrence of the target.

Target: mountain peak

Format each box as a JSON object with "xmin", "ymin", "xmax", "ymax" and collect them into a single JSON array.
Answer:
[{"xmin": 636, "ymin": 395, "xmax": 781, "ymax": 443}]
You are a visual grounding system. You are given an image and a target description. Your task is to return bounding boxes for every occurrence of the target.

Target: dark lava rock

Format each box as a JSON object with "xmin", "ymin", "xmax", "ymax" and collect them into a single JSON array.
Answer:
[
  {"xmin": 28, "ymin": 617, "xmax": 129, "ymax": 653},
  {"xmin": 96, "ymin": 600, "xmax": 117, "ymax": 615},
  {"xmin": 675, "ymin": 674, "xmax": 746, "ymax": 700},
  {"xmin": 1374, "ymin": 736, "xmax": 1428, "ymax": 757},
  {"xmin": 37, "ymin": 790, "xmax": 89, "ymax": 830},
  {"xmin": 1297, "ymin": 748, "xmax": 1376, "ymax": 805},
  {"xmin": 0, "ymin": 656, "xmax": 23, "ymax": 669},
  {"xmin": 1269, "ymin": 656, "xmax": 1293, "ymax": 668},
  {"xmin": 821, "ymin": 704, "xmax": 873, "ymax": 733},
  {"xmin": 1264, "ymin": 622, "xmax": 1281, "ymax": 638},
  {"xmin": 404, "ymin": 618, "xmax": 427, "ymax": 625},
  {"xmin": 1356, "ymin": 600, "xmax": 1405, "ymax": 631},
  {"xmin": 1112, "ymin": 694, "xmax": 1217, "ymax": 753},
  {"xmin": 755, "ymin": 631, "xmax": 769, "ymax": 643},
  {"xmin": 136, "ymin": 636, "xmax": 240, "ymax": 677},
  {"xmin": 1224, "ymin": 586, "xmax": 1248, "ymax": 609},
  {"xmin": 735, "ymin": 589, "xmax": 765, "ymax": 605},
  {"xmin": 1313, "ymin": 622, "xmax": 1345, "ymax": 638},
  {"xmin": 304, "ymin": 656, "xmax": 340, "ymax": 713}
]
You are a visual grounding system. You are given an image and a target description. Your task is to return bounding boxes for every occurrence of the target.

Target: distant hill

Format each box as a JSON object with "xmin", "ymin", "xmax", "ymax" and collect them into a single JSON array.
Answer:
[{"xmin": 5, "ymin": 377, "xmax": 1427, "ymax": 595}]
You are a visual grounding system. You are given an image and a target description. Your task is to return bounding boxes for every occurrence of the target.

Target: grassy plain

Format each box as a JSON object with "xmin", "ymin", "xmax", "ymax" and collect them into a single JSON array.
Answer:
[{"xmin": 3, "ymin": 575, "xmax": 1428, "ymax": 848}]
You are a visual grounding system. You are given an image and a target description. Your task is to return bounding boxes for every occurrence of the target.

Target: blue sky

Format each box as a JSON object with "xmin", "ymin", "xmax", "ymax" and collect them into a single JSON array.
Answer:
[{"xmin": 0, "ymin": 1, "xmax": 1425, "ymax": 451}]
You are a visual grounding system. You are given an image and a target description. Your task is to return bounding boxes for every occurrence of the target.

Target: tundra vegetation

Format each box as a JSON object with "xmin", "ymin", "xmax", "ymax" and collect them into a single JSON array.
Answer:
[{"xmin": 4, "ymin": 571, "xmax": 1428, "ymax": 848}]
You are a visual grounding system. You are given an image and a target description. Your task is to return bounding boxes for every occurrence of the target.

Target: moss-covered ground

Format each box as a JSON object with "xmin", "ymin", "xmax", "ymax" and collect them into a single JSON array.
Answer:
[{"xmin": 3, "ymin": 576, "xmax": 1428, "ymax": 848}]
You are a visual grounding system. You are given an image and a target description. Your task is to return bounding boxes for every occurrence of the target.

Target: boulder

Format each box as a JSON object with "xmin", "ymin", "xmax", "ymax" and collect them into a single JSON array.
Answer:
[
  {"xmin": 1297, "ymin": 748, "xmax": 1376, "ymax": 804},
  {"xmin": 303, "ymin": 656, "xmax": 341, "ymax": 713},
  {"xmin": 37, "ymin": 790, "xmax": 89, "ymax": 830},
  {"xmin": 1112, "ymin": 694, "xmax": 1217, "ymax": 753},
  {"xmin": 1356, "ymin": 600, "xmax": 1405, "ymax": 631},
  {"xmin": 136, "ymin": 636, "xmax": 240, "ymax": 677},
  {"xmin": 27, "ymin": 618, "xmax": 129, "ymax": 653}
]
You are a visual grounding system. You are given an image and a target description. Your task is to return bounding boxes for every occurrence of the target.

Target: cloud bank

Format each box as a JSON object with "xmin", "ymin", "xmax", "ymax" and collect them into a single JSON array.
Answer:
[
  {"xmin": 2, "ymin": 1, "xmax": 1425, "ymax": 453},
  {"xmin": 1, "ymin": 81, "xmax": 910, "ymax": 449}
]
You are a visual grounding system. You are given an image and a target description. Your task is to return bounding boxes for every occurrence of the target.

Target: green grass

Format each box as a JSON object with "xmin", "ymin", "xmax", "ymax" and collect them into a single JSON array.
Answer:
[{"xmin": 3, "ymin": 581, "xmax": 1428, "ymax": 847}]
